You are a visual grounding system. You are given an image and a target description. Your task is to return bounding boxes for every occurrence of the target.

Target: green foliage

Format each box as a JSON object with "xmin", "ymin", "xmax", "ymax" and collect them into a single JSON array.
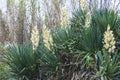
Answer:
[
  {"xmin": 51, "ymin": 28, "xmax": 76, "ymax": 53},
  {"xmin": 79, "ymin": 26, "xmax": 102, "ymax": 53},
  {"xmin": 4, "ymin": 7, "xmax": 120, "ymax": 80},
  {"xmin": 95, "ymin": 49, "xmax": 120, "ymax": 80},
  {"xmin": 71, "ymin": 9, "xmax": 120, "ymax": 39},
  {"xmin": 116, "ymin": 17, "xmax": 120, "ymax": 39},
  {"xmin": 5, "ymin": 42, "xmax": 37, "ymax": 79},
  {"xmin": 92, "ymin": 9, "xmax": 120, "ymax": 37},
  {"xmin": 37, "ymin": 37, "xmax": 60, "ymax": 69},
  {"xmin": 70, "ymin": 10, "xmax": 87, "ymax": 33},
  {"xmin": 0, "ymin": 62, "xmax": 12, "ymax": 80},
  {"xmin": 36, "ymin": 36, "xmax": 61, "ymax": 79},
  {"xmin": 51, "ymin": 27, "xmax": 98, "ymax": 79}
]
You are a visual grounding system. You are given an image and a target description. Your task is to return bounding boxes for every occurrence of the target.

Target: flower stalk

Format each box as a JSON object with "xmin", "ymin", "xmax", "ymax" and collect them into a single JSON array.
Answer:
[
  {"xmin": 42, "ymin": 24, "xmax": 53, "ymax": 50},
  {"xmin": 60, "ymin": 6, "xmax": 69, "ymax": 28},
  {"xmin": 31, "ymin": 25, "xmax": 40, "ymax": 50},
  {"xmin": 103, "ymin": 24, "xmax": 116, "ymax": 53}
]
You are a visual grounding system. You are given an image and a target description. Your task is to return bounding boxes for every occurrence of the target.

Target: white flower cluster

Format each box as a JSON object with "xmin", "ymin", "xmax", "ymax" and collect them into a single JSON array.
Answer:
[
  {"xmin": 60, "ymin": 6, "xmax": 69, "ymax": 28},
  {"xmin": 103, "ymin": 25, "xmax": 116, "ymax": 53},
  {"xmin": 31, "ymin": 25, "xmax": 40, "ymax": 50},
  {"xmin": 85, "ymin": 10, "xmax": 91, "ymax": 28},
  {"xmin": 42, "ymin": 24, "xmax": 53, "ymax": 50},
  {"xmin": 80, "ymin": 0, "xmax": 89, "ymax": 10}
]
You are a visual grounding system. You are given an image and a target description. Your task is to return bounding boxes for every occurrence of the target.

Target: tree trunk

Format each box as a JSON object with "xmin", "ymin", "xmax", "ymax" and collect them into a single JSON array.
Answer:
[
  {"xmin": 0, "ymin": 10, "xmax": 5, "ymax": 43},
  {"xmin": 16, "ymin": 0, "xmax": 26, "ymax": 44}
]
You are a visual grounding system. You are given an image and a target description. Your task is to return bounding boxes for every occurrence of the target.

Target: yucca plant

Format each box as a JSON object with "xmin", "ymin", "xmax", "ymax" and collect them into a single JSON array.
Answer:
[
  {"xmin": 37, "ymin": 37, "xmax": 60, "ymax": 69},
  {"xmin": 70, "ymin": 9, "xmax": 87, "ymax": 33},
  {"xmin": 69, "ymin": 7, "xmax": 120, "ymax": 80},
  {"xmin": 116, "ymin": 18, "xmax": 120, "ymax": 38},
  {"xmin": 51, "ymin": 27, "xmax": 76, "ymax": 53},
  {"xmin": 92, "ymin": 9, "xmax": 120, "ymax": 37},
  {"xmin": 51, "ymin": 27, "xmax": 97, "ymax": 79},
  {"xmin": 36, "ymin": 36, "xmax": 61, "ymax": 79},
  {"xmin": 78, "ymin": 26, "xmax": 102, "ymax": 53},
  {"xmin": 71, "ymin": 8, "xmax": 120, "ymax": 39},
  {"xmin": 70, "ymin": 8, "xmax": 120, "ymax": 53},
  {"xmin": 51, "ymin": 27, "xmax": 84, "ymax": 79},
  {"xmin": 95, "ymin": 49, "xmax": 120, "ymax": 80},
  {"xmin": 5, "ymin": 42, "xmax": 37, "ymax": 80}
]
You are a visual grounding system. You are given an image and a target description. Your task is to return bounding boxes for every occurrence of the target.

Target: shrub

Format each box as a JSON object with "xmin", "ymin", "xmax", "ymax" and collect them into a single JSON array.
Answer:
[
  {"xmin": 70, "ymin": 9, "xmax": 87, "ymax": 33},
  {"xmin": 92, "ymin": 9, "xmax": 120, "ymax": 37},
  {"xmin": 5, "ymin": 43, "xmax": 37, "ymax": 80},
  {"xmin": 95, "ymin": 49, "xmax": 120, "ymax": 80},
  {"xmin": 78, "ymin": 26, "xmax": 102, "ymax": 53},
  {"xmin": 70, "ymin": 9, "xmax": 120, "ymax": 39},
  {"xmin": 36, "ymin": 36, "xmax": 61, "ymax": 79}
]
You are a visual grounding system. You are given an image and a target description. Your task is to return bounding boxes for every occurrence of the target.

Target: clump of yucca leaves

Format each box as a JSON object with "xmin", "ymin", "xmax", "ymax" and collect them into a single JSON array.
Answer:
[
  {"xmin": 5, "ymin": 43, "xmax": 38, "ymax": 80},
  {"xmin": 71, "ymin": 9, "xmax": 120, "ymax": 37}
]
